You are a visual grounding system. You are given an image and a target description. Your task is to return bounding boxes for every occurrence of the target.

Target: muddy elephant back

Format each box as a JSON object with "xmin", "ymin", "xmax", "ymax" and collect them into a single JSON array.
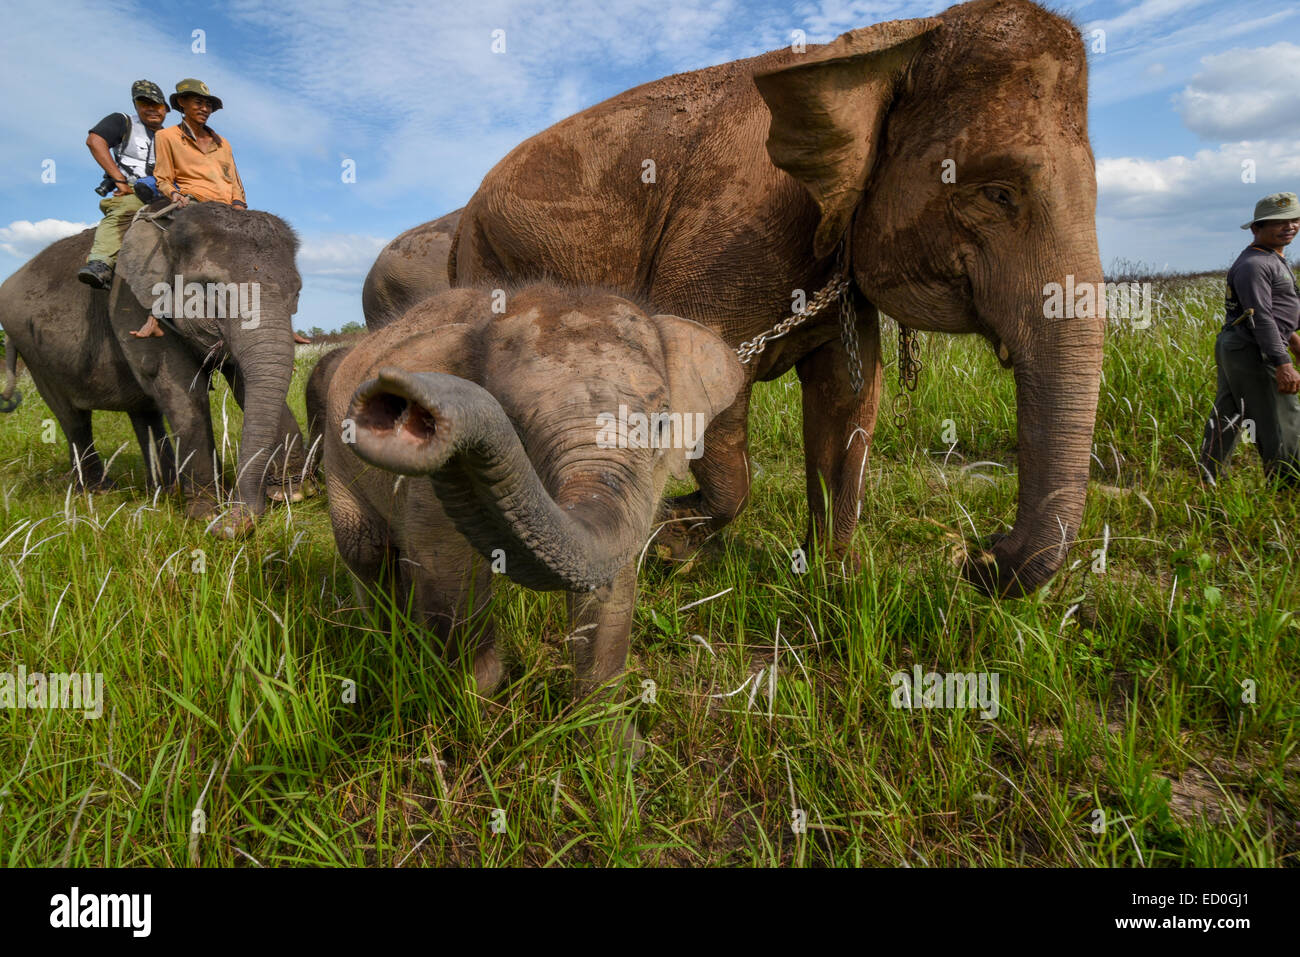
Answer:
[{"xmin": 362, "ymin": 209, "xmax": 463, "ymax": 331}]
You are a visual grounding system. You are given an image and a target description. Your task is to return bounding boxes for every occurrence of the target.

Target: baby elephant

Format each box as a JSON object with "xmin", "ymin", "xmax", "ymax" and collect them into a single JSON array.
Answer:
[{"xmin": 314, "ymin": 284, "xmax": 742, "ymax": 745}]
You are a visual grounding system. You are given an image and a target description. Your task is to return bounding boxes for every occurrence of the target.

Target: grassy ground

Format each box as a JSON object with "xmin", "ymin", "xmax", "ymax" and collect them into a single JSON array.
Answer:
[{"xmin": 0, "ymin": 275, "xmax": 1296, "ymax": 867}]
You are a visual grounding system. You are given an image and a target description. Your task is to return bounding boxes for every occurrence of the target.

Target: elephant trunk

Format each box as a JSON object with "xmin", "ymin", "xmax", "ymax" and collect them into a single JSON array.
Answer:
[
  {"xmin": 964, "ymin": 291, "xmax": 1104, "ymax": 598},
  {"xmin": 233, "ymin": 325, "xmax": 296, "ymax": 515},
  {"xmin": 349, "ymin": 368, "xmax": 650, "ymax": 593}
]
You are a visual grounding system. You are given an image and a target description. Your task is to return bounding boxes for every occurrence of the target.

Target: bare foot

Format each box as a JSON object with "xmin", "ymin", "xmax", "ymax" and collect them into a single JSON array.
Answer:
[{"xmin": 130, "ymin": 315, "xmax": 165, "ymax": 338}]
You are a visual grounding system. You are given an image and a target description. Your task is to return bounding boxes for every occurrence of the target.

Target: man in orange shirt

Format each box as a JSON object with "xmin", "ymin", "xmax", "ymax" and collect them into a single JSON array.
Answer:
[
  {"xmin": 137, "ymin": 79, "xmax": 312, "ymax": 343},
  {"xmin": 134, "ymin": 78, "xmax": 246, "ymax": 338},
  {"xmin": 152, "ymin": 78, "xmax": 246, "ymax": 208}
]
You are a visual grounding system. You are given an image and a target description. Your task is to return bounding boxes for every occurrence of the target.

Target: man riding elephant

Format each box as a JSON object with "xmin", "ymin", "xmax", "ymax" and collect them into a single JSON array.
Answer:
[
  {"xmin": 450, "ymin": 0, "xmax": 1105, "ymax": 597},
  {"xmin": 1, "ymin": 200, "xmax": 310, "ymax": 534},
  {"xmin": 133, "ymin": 78, "xmax": 247, "ymax": 339},
  {"xmin": 76, "ymin": 80, "xmax": 169, "ymax": 290}
]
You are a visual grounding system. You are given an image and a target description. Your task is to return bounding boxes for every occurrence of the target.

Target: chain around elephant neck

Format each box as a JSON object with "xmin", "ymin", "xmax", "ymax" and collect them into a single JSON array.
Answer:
[{"xmin": 735, "ymin": 239, "xmax": 864, "ymax": 393}]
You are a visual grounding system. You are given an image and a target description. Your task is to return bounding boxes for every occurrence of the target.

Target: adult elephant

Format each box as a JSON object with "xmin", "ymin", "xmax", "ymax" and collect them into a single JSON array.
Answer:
[
  {"xmin": 362, "ymin": 209, "xmax": 461, "ymax": 330},
  {"xmin": 451, "ymin": 0, "xmax": 1104, "ymax": 597},
  {"xmin": 0, "ymin": 202, "xmax": 308, "ymax": 533}
]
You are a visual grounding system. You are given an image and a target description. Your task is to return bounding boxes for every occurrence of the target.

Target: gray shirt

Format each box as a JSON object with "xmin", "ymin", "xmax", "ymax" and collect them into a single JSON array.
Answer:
[{"xmin": 1223, "ymin": 245, "xmax": 1300, "ymax": 367}]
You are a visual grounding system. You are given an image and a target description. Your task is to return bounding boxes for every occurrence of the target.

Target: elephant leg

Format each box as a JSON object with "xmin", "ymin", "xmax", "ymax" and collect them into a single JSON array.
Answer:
[
  {"xmin": 565, "ymin": 563, "xmax": 643, "ymax": 759},
  {"xmin": 222, "ymin": 363, "xmax": 307, "ymax": 503},
  {"xmin": 137, "ymin": 349, "xmax": 220, "ymax": 516},
  {"xmin": 267, "ymin": 403, "xmax": 314, "ymax": 502},
  {"xmin": 655, "ymin": 389, "xmax": 752, "ymax": 559},
  {"xmin": 128, "ymin": 408, "xmax": 176, "ymax": 491},
  {"xmin": 21, "ymin": 367, "xmax": 108, "ymax": 489},
  {"xmin": 407, "ymin": 546, "xmax": 500, "ymax": 696},
  {"xmin": 795, "ymin": 304, "xmax": 883, "ymax": 564},
  {"xmin": 328, "ymin": 472, "xmax": 391, "ymax": 593},
  {"xmin": 61, "ymin": 408, "xmax": 108, "ymax": 489}
]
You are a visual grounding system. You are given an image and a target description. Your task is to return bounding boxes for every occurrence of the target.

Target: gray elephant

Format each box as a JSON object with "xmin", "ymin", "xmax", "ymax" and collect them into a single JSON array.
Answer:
[
  {"xmin": 313, "ymin": 284, "xmax": 742, "ymax": 739},
  {"xmin": 361, "ymin": 209, "xmax": 461, "ymax": 330},
  {"xmin": 450, "ymin": 0, "xmax": 1104, "ymax": 597},
  {"xmin": 0, "ymin": 202, "xmax": 308, "ymax": 532}
]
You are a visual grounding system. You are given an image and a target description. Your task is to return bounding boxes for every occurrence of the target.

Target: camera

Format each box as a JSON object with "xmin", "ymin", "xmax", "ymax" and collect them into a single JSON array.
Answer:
[{"xmin": 94, "ymin": 172, "xmax": 137, "ymax": 196}]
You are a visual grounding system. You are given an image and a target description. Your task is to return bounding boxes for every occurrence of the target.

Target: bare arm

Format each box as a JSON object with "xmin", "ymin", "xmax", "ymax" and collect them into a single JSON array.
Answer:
[{"xmin": 85, "ymin": 132, "xmax": 131, "ymax": 196}]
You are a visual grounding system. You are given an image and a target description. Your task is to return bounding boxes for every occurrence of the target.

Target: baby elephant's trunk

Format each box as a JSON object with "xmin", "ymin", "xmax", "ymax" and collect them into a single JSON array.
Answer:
[{"xmin": 348, "ymin": 367, "xmax": 647, "ymax": 594}]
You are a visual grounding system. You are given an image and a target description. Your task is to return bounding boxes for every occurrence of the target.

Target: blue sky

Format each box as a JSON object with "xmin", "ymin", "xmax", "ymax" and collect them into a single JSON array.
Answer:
[{"xmin": 1, "ymin": 0, "xmax": 1297, "ymax": 331}]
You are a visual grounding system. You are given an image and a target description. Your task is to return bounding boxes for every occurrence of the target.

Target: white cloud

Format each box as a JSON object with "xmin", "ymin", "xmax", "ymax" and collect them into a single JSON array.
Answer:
[
  {"xmin": 1083, "ymin": 6, "xmax": 1298, "ymax": 108},
  {"xmin": 0, "ymin": 0, "xmax": 334, "ymax": 177},
  {"xmin": 0, "ymin": 219, "xmax": 91, "ymax": 260},
  {"xmin": 1096, "ymin": 138, "xmax": 1300, "ymax": 269},
  {"xmin": 296, "ymin": 233, "xmax": 389, "ymax": 279},
  {"xmin": 1090, "ymin": 0, "xmax": 1219, "ymax": 36},
  {"xmin": 1098, "ymin": 139, "xmax": 1300, "ymax": 217},
  {"xmin": 1176, "ymin": 42, "xmax": 1300, "ymax": 141}
]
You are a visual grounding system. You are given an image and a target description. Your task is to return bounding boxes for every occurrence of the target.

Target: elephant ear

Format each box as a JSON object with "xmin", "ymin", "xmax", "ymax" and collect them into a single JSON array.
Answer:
[
  {"xmin": 650, "ymin": 313, "xmax": 745, "ymax": 480},
  {"xmin": 114, "ymin": 219, "xmax": 173, "ymax": 312},
  {"xmin": 753, "ymin": 17, "xmax": 940, "ymax": 258}
]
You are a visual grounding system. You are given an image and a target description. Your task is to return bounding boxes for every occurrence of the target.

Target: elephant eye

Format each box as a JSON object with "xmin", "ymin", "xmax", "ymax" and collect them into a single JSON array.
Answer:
[{"xmin": 982, "ymin": 186, "xmax": 1014, "ymax": 208}]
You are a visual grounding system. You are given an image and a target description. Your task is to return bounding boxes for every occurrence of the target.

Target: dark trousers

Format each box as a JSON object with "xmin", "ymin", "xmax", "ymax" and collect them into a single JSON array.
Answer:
[{"xmin": 1200, "ymin": 329, "xmax": 1300, "ymax": 486}]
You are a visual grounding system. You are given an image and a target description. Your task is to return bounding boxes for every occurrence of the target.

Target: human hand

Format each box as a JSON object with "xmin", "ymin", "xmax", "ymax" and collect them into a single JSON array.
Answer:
[{"xmin": 1277, "ymin": 363, "xmax": 1300, "ymax": 395}]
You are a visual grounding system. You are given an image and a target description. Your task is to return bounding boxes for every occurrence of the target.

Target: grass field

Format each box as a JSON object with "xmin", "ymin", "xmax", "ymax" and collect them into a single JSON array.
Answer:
[{"xmin": 0, "ymin": 274, "xmax": 1297, "ymax": 867}]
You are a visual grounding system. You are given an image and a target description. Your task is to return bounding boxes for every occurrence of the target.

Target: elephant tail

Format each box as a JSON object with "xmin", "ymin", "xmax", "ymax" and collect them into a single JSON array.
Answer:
[{"xmin": 0, "ymin": 340, "xmax": 21, "ymax": 414}]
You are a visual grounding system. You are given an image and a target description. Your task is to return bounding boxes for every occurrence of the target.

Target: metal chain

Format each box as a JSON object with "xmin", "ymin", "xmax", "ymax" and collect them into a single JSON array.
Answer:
[
  {"xmin": 893, "ymin": 322, "xmax": 923, "ymax": 429},
  {"xmin": 735, "ymin": 269, "xmax": 850, "ymax": 366},
  {"xmin": 735, "ymin": 239, "xmax": 864, "ymax": 395},
  {"xmin": 838, "ymin": 269, "xmax": 864, "ymax": 393}
]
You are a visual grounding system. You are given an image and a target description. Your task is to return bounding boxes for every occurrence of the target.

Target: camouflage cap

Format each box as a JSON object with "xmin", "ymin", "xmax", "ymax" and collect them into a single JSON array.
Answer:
[
  {"xmin": 169, "ymin": 78, "xmax": 224, "ymax": 113},
  {"xmin": 131, "ymin": 79, "xmax": 168, "ymax": 109},
  {"xmin": 1242, "ymin": 191, "xmax": 1300, "ymax": 229}
]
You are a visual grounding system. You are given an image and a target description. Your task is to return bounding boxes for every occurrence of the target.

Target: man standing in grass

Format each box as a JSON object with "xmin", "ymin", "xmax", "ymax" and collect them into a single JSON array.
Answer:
[{"xmin": 1199, "ymin": 192, "xmax": 1300, "ymax": 487}]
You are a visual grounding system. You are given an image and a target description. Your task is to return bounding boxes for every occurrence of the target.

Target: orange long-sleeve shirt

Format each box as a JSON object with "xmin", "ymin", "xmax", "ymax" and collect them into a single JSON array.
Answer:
[{"xmin": 152, "ymin": 121, "xmax": 247, "ymax": 205}]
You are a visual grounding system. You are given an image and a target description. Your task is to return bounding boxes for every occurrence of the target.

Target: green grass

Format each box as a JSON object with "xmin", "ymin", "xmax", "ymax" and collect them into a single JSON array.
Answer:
[{"xmin": 1, "ymin": 276, "xmax": 1297, "ymax": 867}]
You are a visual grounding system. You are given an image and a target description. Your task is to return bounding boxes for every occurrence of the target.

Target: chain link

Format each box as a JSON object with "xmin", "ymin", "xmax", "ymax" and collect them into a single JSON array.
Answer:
[
  {"xmin": 893, "ymin": 323, "xmax": 923, "ymax": 429},
  {"xmin": 734, "ymin": 271, "xmax": 850, "ymax": 366},
  {"xmin": 735, "ymin": 240, "xmax": 864, "ymax": 395},
  {"xmin": 838, "ymin": 279, "xmax": 864, "ymax": 394}
]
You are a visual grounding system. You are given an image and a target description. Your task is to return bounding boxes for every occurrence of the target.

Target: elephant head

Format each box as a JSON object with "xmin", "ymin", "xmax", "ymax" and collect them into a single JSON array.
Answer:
[
  {"xmin": 755, "ymin": 0, "xmax": 1104, "ymax": 596},
  {"xmin": 346, "ymin": 287, "xmax": 743, "ymax": 593},
  {"xmin": 115, "ymin": 202, "xmax": 303, "ymax": 515}
]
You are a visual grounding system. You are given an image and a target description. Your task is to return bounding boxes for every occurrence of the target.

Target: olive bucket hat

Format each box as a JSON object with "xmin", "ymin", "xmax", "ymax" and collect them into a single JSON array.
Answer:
[
  {"xmin": 1241, "ymin": 191, "xmax": 1300, "ymax": 229},
  {"xmin": 169, "ymin": 78, "xmax": 223, "ymax": 112},
  {"xmin": 130, "ymin": 79, "xmax": 168, "ymax": 110}
]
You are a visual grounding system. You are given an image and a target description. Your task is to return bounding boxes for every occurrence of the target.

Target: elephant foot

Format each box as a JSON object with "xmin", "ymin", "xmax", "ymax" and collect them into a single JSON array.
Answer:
[
  {"xmin": 267, "ymin": 476, "xmax": 319, "ymax": 504},
  {"xmin": 616, "ymin": 719, "xmax": 646, "ymax": 769},
  {"xmin": 651, "ymin": 493, "xmax": 716, "ymax": 562},
  {"xmin": 473, "ymin": 645, "xmax": 504, "ymax": 697},
  {"xmin": 960, "ymin": 532, "xmax": 1028, "ymax": 598},
  {"xmin": 185, "ymin": 494, "xmax": 221, "ymax": 522},
  {"xmin": 800, "ymin": 536, "xmax": 863, "ymax": 578},
  {"xmin": 208, "ymin": 505, "xmax": 256, "ymax": 540},
  {"xmin": 75, "ymin": 475, "xmax": 115, "ymax": 493}
]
